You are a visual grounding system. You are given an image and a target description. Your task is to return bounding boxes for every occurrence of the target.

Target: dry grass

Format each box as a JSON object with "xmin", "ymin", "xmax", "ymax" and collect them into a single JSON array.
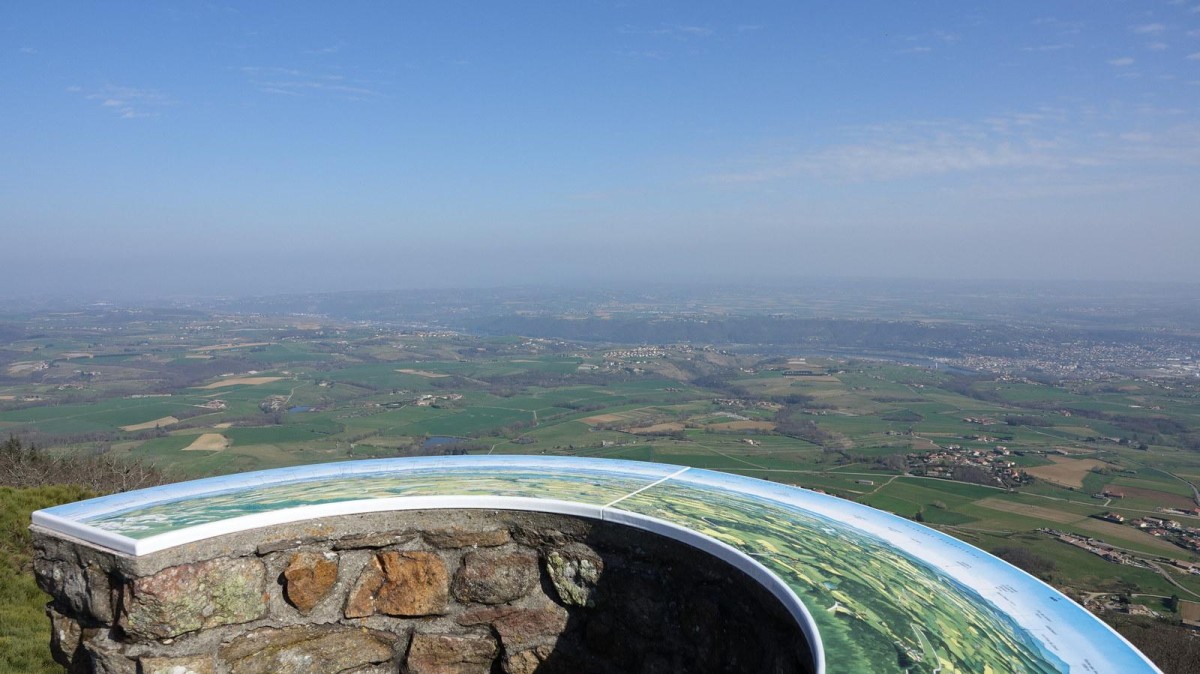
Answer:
[
  {"xmin": 782, "ymin": 374, "xmax": 841, "ymax": 383},
  {"xmin": 1114, "ymin": 486, "xmax": 1198, "ymax": 510},
  {"xmin": 629, "ymin": 422, "xmax": 685, "ymax": 434},
  {"xmin": 189, "ymin": 342, "xmax": 273, "ymax": 352},
  {"xmin": 355, "ymin": 436, "xmax": 416, "ymax": 449},
  {"xmin": 975, "ymin": 497, "xmax": 1084, "ymax": 524},
  {"xmin": 1026, "ymin": 456, "xmax": 1109, "ymax": 489},
  {"xmin": 120, "ymin": 416, "xmax": 179, "ymax": 432},
  {"xmin": 908, "ymin": 437, "xmax": 942, "ymax": 451},
  {"xmin": 5, "ymin": 362, "xmax": 45, "ymax": 375},
  {"xmin": 395, "ymin": 369, "xmax": 449, "ymax": 378},
  {"xmin": 198, "ymin": 376, "xmax": 283, "ymax": 389},
  {"xmin": 183, "ymin": 433, "xmax": 230, "ymax": 451},
  {"xmin": 1181, "ymin": 600, "xmax": 1200, "ymax": 626},
  {"xmin": 582, "ymin": 414, "xmax": 626, "ymax": 425},
  {"xmin": 642, "ymin": 361, "xmax": 692, "ymax": 381},
  {"xmin": 706, "ymin": 421, "xmax": 776, "ymax": 431}
]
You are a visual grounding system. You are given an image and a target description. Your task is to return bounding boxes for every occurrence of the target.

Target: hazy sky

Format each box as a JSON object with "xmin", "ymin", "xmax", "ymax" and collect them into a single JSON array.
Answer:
[{"xmin": 3, "ymin": 2, "xmax": 1200, "ymax": 298}]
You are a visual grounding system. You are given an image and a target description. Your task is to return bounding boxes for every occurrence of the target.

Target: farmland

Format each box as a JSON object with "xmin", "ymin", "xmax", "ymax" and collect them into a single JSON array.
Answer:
[{"xmin": 2, "ymin": 307, "xmax": 1200, "ymax": 612}]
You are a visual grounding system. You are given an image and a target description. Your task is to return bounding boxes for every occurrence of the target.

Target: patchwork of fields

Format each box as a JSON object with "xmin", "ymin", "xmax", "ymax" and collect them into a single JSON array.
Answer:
[{"xmin": 2, "ymin": 321, "xmax": 1199, "ymax": 604}]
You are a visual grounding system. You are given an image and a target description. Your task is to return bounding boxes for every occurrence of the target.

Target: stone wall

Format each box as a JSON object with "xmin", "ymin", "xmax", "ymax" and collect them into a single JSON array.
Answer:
[{"xmin": 33, "ymin": 510, "xmax": 814, "ymax": 674}]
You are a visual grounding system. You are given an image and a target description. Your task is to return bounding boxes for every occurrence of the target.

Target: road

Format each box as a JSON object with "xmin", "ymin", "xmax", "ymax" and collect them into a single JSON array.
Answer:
[
  {"xmin": 1166, "ymin": 470, "xmax": 1200, "ymax": 508},
  {"xmin": 1148, "ymin": 561, "xmax": 1200, "ymax": 599}
]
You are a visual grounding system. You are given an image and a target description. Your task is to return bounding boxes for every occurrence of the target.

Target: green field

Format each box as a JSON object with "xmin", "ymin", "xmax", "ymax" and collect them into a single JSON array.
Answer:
[{"xmin": 4, "ymin": 322, "xmax": 1200, "ymax": 606}]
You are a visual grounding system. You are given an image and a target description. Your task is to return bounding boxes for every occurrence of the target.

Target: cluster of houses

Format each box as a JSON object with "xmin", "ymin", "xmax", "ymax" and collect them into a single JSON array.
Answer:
[
  {"xmin": 1092, "ymin": 512, "xmax": 1200, "ymax": 554},
  {"xmin": 1081, "ymin": 594, "xmax": 1164, "ymax": 619},
  {"xmin": 712, "ymin": 397, "xmax": 782, "ymax": 411},
  {"xmin": 373, "ymin": 393, "xmax": 466, "ymax": 410},
  {"xmin": 259, "ymin": 395, "xmax": 289, "ymax": 413},
  {"xmin": 1171, "ymin": 559, "xmax": 1200, "ymax": 576},
  {"xmin": 403, "ymin": 330, "xmax": 459, "ymax": 339},
  {"xmin": 1042, "ymin": 528, "xmax": 1145, "ymax": 567},
  {"xmin": 905, "ymin": 445, "xmax": 1034, "ymax": 487},
  {"xmin": 603, "ymin": 347, "xmax": 667, "ymax": 361},
  {"xmin": 1127, "ymin": 516, "xmax": 1200, "ymax": 553},
  {"xmin": 412, "ymin": 393, "xmax": 463, "ymax": 407}
]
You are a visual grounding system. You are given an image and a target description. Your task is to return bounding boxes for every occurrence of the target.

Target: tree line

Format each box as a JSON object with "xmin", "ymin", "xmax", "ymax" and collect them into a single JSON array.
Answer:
[{"xmin": 0, "ymin": 435, "xmax": 167, "ymax": 494}]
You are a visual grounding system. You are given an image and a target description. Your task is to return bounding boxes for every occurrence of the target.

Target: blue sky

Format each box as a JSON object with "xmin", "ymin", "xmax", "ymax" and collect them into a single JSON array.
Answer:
[{"xmin": 4, "ymin": 2, "xmax": 1200, "ymax": 297}]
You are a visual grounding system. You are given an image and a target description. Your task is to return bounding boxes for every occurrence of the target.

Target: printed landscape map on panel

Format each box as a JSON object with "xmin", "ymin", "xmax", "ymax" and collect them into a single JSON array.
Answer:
[{"xmin": 35, "ymin": 456, "xmax": 1160, "ymax": 674}]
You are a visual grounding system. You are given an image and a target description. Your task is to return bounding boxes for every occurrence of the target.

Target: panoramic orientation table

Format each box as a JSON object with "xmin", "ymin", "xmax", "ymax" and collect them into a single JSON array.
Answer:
[{"xmin": 34, "ymin": 456, "xmax": 1160, "ymax": 674}]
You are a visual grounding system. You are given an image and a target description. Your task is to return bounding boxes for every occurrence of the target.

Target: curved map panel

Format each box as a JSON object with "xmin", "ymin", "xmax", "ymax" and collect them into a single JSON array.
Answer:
[{"xmin": 32, "ymin": 456, "xmax": 1160, "ymax": 674}]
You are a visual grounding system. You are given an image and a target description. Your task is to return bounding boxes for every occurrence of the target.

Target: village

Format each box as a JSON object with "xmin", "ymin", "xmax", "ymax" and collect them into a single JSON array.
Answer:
[
  {"xmin": 903, "ymin": 442, "xmax": 1034, "ymax": 488},
  {"xmin": 1097, "ymin": 512, "xmax": 1200, "ymax": 555}
]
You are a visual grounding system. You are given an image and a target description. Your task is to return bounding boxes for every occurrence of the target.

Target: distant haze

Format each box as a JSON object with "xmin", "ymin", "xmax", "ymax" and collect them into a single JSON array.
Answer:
[{"xmin": 3, "ymin": 2, "xmax": 1200, "ymax": 299}]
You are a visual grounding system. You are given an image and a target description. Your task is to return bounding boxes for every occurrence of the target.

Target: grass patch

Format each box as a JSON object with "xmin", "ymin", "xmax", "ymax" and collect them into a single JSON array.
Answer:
[
  {"xmin": 225, "ymin": 425, "xmax": 335, "ymax": 446},
  {"xmin": 1, "ymin": 485, "xmax": 94, "ymax": 674}
]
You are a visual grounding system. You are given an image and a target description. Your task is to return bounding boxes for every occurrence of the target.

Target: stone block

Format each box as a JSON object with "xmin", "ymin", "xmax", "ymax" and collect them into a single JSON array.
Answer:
[
  {"xmin": 458, "ymin": 603, "xmax": 569, "ymax": 651},
  {"xmin": 221, "ymin": 626, "xmax": 394, "ymax": 674},
  {"xmin": 86, "ymin": 564, "xmax": 115, "ymax": 623},
  {"xmin": 502, "ymin": 645, "xmax": 553, "ymax": 674},
  {"xmin": 83, "ymin": 639, "xmax": 137, "ymax": 674},
  {"xmin": 404, "ymin": 633, "xmax": 497, "ymax": 674},
  {"xmin": 544, "ymin": 544, "xmax": 603, "ymax": 607},
  {"xmin": 35, "ymin": 558, "xmax": 112, "ymax": 623},
  {"xmin": 346, "ymin": 550, "xmax": 449, "ymax": 618},
  {"xmin": 120, "ymin": 557, "xmax": 267, "ymax": 640},
  {"xmin": 451, "ymin": 548, "xmax": 538, "ymax": 605},
  {"xmin": 47, "ymin": 607, "xmax": 82, "ymax": 668},
  {"xmin": 282, "ymin": 551, "xmax": 338, "ymax": 612}
]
